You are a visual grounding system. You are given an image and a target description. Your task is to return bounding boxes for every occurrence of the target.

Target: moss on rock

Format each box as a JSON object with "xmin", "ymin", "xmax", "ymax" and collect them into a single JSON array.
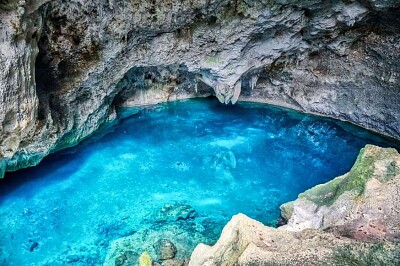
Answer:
[
  {"xmin": 331, "ymin": 242, "xmax": 400, "ymax": 266},
  {"xmin": 280, "ymin": 200, "xmax": 294, "ymax": 221},
  {"xmin": 297, "ymin": 145, "xmax": 399, "ymax": 206}
]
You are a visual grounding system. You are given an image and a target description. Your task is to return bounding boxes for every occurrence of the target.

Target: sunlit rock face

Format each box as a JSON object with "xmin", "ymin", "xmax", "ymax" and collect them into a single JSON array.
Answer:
[
  {"xmin": 0, "ymin": 0, "xmax": 400, "ymax": 176},
  {"xmin": 189, "ymin": 145, "xmax": 400, "ymax": 266},
  {"xmin": 189, "ymin": 213, "xmax": 400, "ymax": 266},
  {"xmin": 280, "ymin": 144, "xmax": 400, "ymax": 242},
  {"xmin": 0, "ymin": 0, "xmax": 48, "ymax": 177}
]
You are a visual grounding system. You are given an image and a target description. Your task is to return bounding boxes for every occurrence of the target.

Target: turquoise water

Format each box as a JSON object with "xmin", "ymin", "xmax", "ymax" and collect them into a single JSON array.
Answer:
[{"xmin": 0, "ymin": 98, "xmax": 399, "ymax": 265}]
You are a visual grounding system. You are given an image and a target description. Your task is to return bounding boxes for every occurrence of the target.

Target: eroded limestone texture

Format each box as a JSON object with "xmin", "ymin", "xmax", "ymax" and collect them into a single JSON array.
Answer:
[
  {"xmin": 1, "ymin": 1, "xmax": 400, "ymax": 176},
  {"xmin": 189, "ymin": 145, "xmax": 400, "ymax": 265},
  {"xmin": 189, "ymin": 213, "xmax": 400, "ymax": 266},
  {"xmin": 280, "ymin": 145, "xmax": 400, "ymax": 242}
]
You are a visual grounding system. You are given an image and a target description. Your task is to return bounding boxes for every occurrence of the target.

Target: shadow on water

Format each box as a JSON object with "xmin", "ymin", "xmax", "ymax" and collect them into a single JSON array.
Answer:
[
  {"xmin": 0, "ymin": 123, "xmax": 122, "ymax": 202},
  {"xmin": 0, "ymin": 151, "xmax": 81, "ymax": 203}
]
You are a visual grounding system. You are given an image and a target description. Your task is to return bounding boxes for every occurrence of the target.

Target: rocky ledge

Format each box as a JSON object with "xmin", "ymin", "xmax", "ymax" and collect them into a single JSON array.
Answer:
[
  {"xmin": 1, "ymin": 0, "xmax": 400, "ymax": 177},
  {"xmin": 101, "ymin": 145, "xmax": 400, "ymax": 265},
  {"xmin": 189, "ymin": 145, "xmax": 400, "ymax": 265}
]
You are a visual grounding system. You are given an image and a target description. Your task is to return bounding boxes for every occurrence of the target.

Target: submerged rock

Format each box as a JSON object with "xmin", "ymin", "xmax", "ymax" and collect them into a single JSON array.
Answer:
[
  {"xmin": 104, "ymin": 204, "xmax": 220, "ymax": 266},
  {"xmin": 189, "ymin": 145, "xmax": 400, "ymax": 265},
  {"xmin": 154, "ymin": 239, "xmax": 177, "ymax": 261},
  {"xmin": 161, "ymin": 259, "xmax": 186, "ymax": 266},
  {"xmin": 156, "ymin": 204, "xmax": 197, "ymax": 223},
  {"xmin": 114, "ymin": 251, "xmax": 138, "ymax": 266},
  {"xmin": 104, "ymin": 223, "xmax": 208, "ymax": 266}
]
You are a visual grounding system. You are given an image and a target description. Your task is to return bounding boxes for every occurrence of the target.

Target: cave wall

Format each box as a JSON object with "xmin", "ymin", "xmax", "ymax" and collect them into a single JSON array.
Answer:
[{"xmin": 0, "ymin": 0, "xmax": 399, "ymax": 177}]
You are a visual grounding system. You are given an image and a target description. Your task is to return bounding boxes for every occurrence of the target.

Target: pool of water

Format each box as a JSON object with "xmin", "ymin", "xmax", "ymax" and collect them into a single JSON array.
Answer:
[{"xmin": 0, "ymin": 98, "xmax": 399, "ymax": 265}]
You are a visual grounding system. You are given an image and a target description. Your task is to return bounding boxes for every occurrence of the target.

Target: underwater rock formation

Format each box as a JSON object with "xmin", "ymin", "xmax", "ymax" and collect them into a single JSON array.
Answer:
[
  {"xmin": 156, "ymin": 203, "xmax": 197, "ymax": 223},
  {"xmin": 1, "ymin": 0, "xmax": 400, "ymax": 177},
  {"xmin": 103, "ymin": 203, "xmax": 221, "ymax": 266},
  {"xmin": 154, "ymin": 239, "xmax": 178, "ymax": 261},
  {"xmin": 188, "ymin": 145, "xmax": 400, "ymax": 265}
]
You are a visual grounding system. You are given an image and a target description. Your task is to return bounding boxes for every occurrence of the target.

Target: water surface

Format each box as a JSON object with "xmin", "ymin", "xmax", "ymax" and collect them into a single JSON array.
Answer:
[{"xmin": 0, "ymin": 98, "xmax": 398, "ymax": 265}]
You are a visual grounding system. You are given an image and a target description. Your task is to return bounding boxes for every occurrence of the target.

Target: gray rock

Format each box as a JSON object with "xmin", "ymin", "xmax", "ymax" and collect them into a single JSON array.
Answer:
[
  {"xmin": 103, "ymin": 218, "xmax": 216, "ymax": 266},
  {"xmin": 154, "ymin": 239, "xmax": 177, "ymax": 261},
  {"xmin": 156, "ymin": 204, "xmax": 196, "ymax": 223},
  {"xmin": 114, "ymin": 254, "xmax": 127, "ymax": 266},
  {"xmin": 114, "ymin": 251, "xmax": 138, "ymax": 266},
  {"xmin": 65, "ymin": 254, "xmax": 82, "ymax": 263},
  {"xmin": 161, "ymin": 259, "xmax": 186, "ymax": 266},
  {"xmin": 1, "ymin": 0, "xmax": 400, "ymax": 177}
]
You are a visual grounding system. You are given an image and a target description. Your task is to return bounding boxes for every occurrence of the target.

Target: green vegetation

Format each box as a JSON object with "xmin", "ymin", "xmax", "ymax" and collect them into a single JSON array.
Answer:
[
  {"xmin": 299, "ymin": 173, "xmax": 347, "ymax": 206},
  {"xmin": 331, "ymin": 242, "xmax": 400, "ymax": 266},
  {"xmin": 280, "ymin": 201, "xmax": 294, "ymax": 220},
  {"xmin": 298, "ymin": 145, "xmax": 391, "ymax": 206}
]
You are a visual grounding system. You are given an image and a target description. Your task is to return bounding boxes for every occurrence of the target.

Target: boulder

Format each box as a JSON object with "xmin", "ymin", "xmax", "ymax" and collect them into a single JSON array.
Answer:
[
  {"xmin": 154, "ymin": 239, "xmax": 177, "ymax": 261},
  {"xmin": 189, "ymin": 213, "xmax": 400, "ymax": 265}
]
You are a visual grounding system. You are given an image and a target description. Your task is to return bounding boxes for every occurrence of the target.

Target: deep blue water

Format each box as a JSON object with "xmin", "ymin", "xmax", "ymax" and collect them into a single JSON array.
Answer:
[{"xmin": 0, "ymin": 98, "xmax": 398, "ymax": 265}]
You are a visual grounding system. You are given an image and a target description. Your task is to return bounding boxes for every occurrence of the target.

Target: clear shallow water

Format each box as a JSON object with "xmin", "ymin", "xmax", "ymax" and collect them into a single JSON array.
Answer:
[{"xmin": 0, "ymin": 98, "xmax": 399, "ymax": 265}]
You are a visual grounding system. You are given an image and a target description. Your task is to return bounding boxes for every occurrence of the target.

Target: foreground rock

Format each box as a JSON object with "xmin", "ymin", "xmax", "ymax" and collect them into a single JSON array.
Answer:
[
  {"xmin": 281, "ymin": 144, "xmax": 400, "ymax": 242},
  {"xmin": 189, "ymin": 214, "xmax": 399, "ymax": 266},
  {"xmin": 1, "ymin": 0, "xmax": 400, "ymax": 177},
  {"xmin": 189, "ymin": 145, "xmax": 400, "ymax": 265}
]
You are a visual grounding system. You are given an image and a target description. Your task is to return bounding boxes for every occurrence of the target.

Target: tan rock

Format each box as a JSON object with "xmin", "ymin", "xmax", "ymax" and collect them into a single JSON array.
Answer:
[
  {"xmin": 161, "ymin": 259, "xmax": 186, "ymax": 266},
  {"xmin": 281, "ymin": 145, "xmax": 400, "ymax": 242},
  {"xmin": 189, "ymin": 146, "xmax": 400, "ymax": 265},
  {"xmin": 189, "ymin": 213, "xmax": 399, "ymax": 266}
]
